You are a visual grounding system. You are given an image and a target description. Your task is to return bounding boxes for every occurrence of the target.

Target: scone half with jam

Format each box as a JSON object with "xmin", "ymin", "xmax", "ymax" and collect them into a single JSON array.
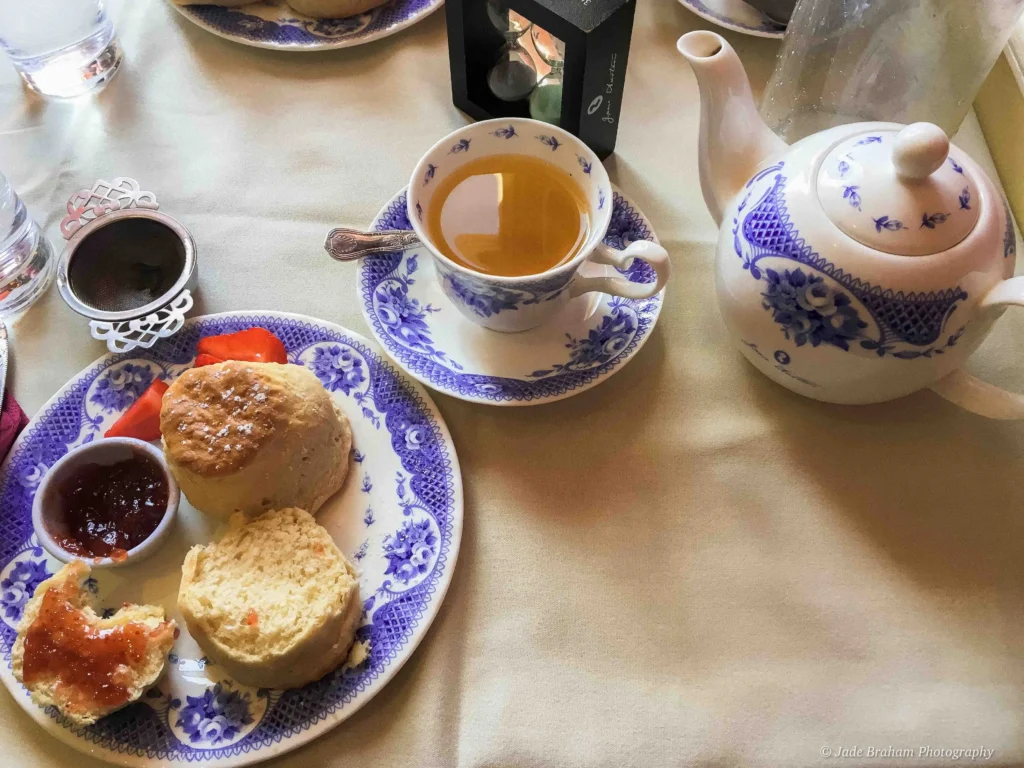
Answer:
[{"xmin": 12, "ymin": 561, "xmax": 176, "ymax": 727}]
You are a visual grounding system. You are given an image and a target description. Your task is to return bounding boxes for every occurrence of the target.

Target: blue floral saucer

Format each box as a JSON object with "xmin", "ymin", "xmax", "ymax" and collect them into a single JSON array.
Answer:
[
  {"xmin": 677, "ymin": 0, "xmax": 785, "ymax": 39},
  {"xmin": 358, "ymin": 187, "xmax": 665, "ymax": 406},
  {"xmin": 0, "ymin": 312, "xmax": 462, "ymax": 766},
  {"xmin": 169, "ymin": 0, "xmax": 443, "ymax": 51}
]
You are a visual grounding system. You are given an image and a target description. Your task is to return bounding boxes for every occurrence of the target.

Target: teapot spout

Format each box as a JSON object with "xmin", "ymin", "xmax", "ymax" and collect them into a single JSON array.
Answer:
[{"xmin": 678, "ymin": 31, "xmax": 787, "ymax": 226}]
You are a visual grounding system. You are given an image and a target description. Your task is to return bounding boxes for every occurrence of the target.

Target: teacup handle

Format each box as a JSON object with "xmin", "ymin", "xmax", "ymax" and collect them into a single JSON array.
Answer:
[
  {"xmin": 929, "ymin": 276, "xmax": 1024, "ymax": 419},
  {"xmin": 570, "ymin": 241, "xmax": 671, "ymax": 300}
]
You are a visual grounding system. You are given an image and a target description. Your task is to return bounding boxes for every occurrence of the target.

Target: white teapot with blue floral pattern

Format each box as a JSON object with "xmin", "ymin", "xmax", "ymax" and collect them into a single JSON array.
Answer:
[{"xmin": 678, "ymin": 31, "xmax": 1021, "ymax": 418}]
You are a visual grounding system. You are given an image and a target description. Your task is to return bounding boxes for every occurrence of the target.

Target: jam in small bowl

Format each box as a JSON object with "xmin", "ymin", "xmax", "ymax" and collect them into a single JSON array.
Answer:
[{"xmin": 32, "ymin": 438, "xmax": 179, "ymax": 568}]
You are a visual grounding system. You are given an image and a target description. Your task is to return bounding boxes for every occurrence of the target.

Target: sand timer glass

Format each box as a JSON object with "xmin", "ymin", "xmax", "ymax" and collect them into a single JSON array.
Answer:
[
  {"xmin": 485, "ymin": 0, "xmax": 538, "ymax": 102},
  {"xmin": 528, "ymin": 25, "xmax": 565, "ymax": 125}
]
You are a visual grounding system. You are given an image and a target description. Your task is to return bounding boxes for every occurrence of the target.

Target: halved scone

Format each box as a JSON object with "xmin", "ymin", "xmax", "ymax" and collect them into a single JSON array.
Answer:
[
  {"xmin": 177, "ymin": 508, "xmax": 361, "ymax": 690},
  {"xmin": 12, "ymin": 561, "xmax": 176, "ymax": 727}
]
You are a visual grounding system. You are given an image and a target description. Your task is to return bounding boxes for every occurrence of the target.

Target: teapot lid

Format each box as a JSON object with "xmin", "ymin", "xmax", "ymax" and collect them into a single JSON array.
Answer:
[{"xmin": 816, "ymin": 123, "xmax": 980, "ymax": 256}]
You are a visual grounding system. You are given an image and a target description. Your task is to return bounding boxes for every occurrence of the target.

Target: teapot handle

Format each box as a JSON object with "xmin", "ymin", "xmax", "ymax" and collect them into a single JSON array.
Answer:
[{"xmin": 929, "ymin": 276, "xmax": 1024, "ymax": 418}]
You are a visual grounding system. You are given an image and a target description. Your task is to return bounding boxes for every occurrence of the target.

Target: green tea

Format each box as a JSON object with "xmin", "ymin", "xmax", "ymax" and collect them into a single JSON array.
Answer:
[{"xmin": 426, "ymin": 154, "xmax": 590, "ymax": 277}]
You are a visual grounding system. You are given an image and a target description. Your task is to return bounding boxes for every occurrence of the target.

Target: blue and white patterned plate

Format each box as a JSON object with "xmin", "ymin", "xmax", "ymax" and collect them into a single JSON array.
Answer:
[
  {"xmin": 0, "ymin": 312, "xmax": 462, "ymax": 766},
  {"xmin": 678, "ymin": 0, "xmax": 786, "ymax": 39},
  {"xmin": 358, "ymin": 187, "xmax": 665, "ymax": 406},
  {"xmin": 169, "ymin": 0, "xmax": 443, "ymax": 51}
]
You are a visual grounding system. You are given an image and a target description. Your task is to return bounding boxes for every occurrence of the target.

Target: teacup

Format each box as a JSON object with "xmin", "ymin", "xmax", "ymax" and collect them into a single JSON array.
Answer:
[{"xmin": 407, "ymin": 118, "xmax": 670, "ymax": 333}]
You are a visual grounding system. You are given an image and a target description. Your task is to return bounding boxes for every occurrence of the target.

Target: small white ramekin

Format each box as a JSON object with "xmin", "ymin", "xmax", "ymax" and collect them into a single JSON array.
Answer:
[{"xmin": 32, "ymin": 438, "xmax": 179, "ymax": 569}]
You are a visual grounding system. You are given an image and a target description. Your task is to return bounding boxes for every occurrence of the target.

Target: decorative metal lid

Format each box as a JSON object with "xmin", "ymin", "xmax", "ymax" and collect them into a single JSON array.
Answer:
[{"xmin": 816, "ymin": 123, "xmax": 981, "ymax": 256}]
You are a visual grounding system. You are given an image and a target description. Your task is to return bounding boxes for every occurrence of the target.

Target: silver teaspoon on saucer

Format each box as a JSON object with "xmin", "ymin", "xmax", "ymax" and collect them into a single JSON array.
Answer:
[{"xmin": 324, "ymin": 227, "xmax": 421, "ymax": 262}]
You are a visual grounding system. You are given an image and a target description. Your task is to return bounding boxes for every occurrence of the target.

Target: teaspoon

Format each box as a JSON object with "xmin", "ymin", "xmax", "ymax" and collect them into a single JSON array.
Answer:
[{"xmin": 324, "ymin": 227, "xmax": 422, "ymax": 262}]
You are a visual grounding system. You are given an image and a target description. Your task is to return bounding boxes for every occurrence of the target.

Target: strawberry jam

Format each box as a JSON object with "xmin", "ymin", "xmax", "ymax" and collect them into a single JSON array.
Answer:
[
  {"xmin": 21, "ymin": 578, "xmax": 168, "ymax": 714},
  {"xmin": 51, "ymin": 451, "xmax": 168, "ymax": 559}
]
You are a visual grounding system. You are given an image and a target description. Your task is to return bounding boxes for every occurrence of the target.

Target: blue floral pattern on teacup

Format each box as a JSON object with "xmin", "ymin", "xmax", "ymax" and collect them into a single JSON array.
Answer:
[
  {"xmin": 536, "ymin": 135, "xmax": 561, "ymax": 151},
  {"xmin": 442, "ymin": 273, "xmax": 568, "ymax": 319},
  {"xmin": 446, "ymin": 277, "xmax": 521, "ymax": 318}
]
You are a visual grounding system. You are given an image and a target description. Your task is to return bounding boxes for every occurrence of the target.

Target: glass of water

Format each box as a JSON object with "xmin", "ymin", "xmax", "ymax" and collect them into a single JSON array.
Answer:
[
  {"xmin": 0, "ymin": 173, "xmax": 55, "ymax": 317},
  {"xmin": 0, "ymin": 0, "xmax": 122, "ymax": 99}
]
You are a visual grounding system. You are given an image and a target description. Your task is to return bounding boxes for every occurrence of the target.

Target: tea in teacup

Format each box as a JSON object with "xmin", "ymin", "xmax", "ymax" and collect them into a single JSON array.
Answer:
[{"xmin": 424, "ymin": 154, "xmax": 590, "ymax": 278}]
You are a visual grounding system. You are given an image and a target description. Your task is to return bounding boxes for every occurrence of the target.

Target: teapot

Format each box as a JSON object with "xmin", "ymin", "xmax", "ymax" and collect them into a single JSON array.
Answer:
[{"xmin": 677, "ymin": 31, "xmax": 1021, "ymax": 418}]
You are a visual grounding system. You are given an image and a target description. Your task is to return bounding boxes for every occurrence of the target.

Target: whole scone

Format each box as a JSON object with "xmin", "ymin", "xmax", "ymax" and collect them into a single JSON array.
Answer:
[
  {"xmin": 13, "ymin": 561, "xmax": 176, "ymax": 727},
  {"xmin": 178, "ymin": 508, "xmax": 362, "ymax": 690},
  {"xmin": 287, "ymin": 0, "xmax": 389, "ymax": 19},
  {"xmin": 160, "ymin": 361, "xmax": 352, "ymax": 519}
]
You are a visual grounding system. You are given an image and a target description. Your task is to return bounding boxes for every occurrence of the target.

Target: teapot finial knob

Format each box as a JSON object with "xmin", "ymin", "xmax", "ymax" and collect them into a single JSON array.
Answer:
[{"xmin": 892, "ymin": 123, "xmax": 949, "ymax": 181}]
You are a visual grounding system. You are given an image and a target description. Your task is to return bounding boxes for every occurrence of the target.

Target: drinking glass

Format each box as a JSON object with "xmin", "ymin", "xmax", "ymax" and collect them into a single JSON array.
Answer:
[
  {"xmin": 761, "ymin": 0, "xmax": 1024, "ymax": 142},
  {"xmin": 0, "ymin": 172, "xmax": 55, "ymax": 317},
  {"xmin": 0, "ymin": 0, "xmax": 122, "ymax": 99}
]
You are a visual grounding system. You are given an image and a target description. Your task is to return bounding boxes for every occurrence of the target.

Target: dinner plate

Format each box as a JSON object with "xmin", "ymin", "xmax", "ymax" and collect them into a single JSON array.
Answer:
[
  {"xmin": 357, "ymin": 187, "xmax": 666, "ymax": 406},
  {"xmin": 169, "ymin": 0, "xmax": 444, "ymax": 51},
  {"xmin": 0, "ymin": 312, "xmax": 462, "ymax": 766},
  {"xmin": 677, "ymin": 0, "xmax": 786, "ymax": 39}
]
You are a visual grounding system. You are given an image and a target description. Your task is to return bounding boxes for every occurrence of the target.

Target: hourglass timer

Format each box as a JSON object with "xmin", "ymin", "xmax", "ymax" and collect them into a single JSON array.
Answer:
[
  {"xmin": 445, "ymin": 0, "xmax": 637, "ymax": 159},
  {"xmin": 485, "ymin": 0, "xmax": 537, "ymax": 102}
]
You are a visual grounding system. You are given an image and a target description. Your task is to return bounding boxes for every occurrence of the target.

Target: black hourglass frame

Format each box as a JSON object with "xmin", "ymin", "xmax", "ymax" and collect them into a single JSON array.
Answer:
[{"xmin": 445, "ymin": 0, "xmax": 637, "ymax": 159}]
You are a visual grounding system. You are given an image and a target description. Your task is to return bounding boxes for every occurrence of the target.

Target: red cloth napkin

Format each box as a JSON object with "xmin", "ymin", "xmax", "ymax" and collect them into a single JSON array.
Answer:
[{"xmin": 0, "ymin": 391, "xmax": 28, "ymax": 462}]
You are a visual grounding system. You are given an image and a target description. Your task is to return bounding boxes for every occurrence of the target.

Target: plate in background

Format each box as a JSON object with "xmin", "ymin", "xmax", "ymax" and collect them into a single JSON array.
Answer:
[
  {"xmin": 678, "ymin": 0, "xmax": 786, "ymax": 39},
  {"xmin": 169, "ymin": 0, "xmax": 444, "ymax": 51}
]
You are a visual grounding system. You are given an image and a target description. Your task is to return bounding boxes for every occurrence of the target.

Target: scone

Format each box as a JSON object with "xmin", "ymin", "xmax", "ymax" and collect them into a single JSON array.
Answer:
[
  {"xmin": 178, "ymin": 508, "xmax": 361, "ymax": 689},
  {"xmin": 286, "ymin": 0, "xmax": 389, "ymax": 18},
  {"xmin": 160, "ymin": 361, "xmax": 352, "ymax": 519},
  {"xmin": 12, "ymin": 561, "xmax": 176, "ymax": 727}
]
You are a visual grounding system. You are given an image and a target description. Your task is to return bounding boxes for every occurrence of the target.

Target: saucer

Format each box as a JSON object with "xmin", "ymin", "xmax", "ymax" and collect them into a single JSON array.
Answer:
[
  {"xmin": 357, "ymin": 187, "xmax": 666, "ymax": 406},
  {"xmin": 169, "ymin": 0, "xmax": 443, "ymax": 51},
  {"xmin": 678, "ymin": 0, "xmax": 786, "ymax": 39}
]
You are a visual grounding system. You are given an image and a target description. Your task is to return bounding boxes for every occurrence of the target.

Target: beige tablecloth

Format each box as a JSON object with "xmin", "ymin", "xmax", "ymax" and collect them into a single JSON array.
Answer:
[{"xmin": 2, "ymin": 1, "xmax": 1024, "ymax": 766}]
